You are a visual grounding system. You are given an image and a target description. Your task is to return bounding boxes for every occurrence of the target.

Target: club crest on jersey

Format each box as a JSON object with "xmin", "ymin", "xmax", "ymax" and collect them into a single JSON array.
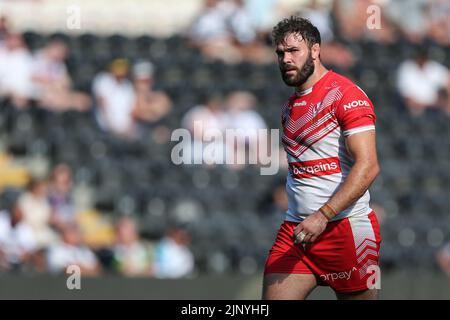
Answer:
[
  {"xmin": 311, "ymin": 102, "xmax": 322, "ymax": 123},
  {"xmin": 312, "ymin": 102, "xmax": 322, "ymax": 114}
]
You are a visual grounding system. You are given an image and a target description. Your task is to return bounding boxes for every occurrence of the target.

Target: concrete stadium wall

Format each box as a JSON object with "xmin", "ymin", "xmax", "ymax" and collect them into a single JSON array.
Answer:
[{"xmin": 0, "ymin": 271, "xmax": 449, "ymax": 299}]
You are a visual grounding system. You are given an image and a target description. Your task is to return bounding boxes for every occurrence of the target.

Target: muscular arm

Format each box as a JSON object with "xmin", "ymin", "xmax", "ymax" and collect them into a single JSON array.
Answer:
[{"xmin": 327, "ymin": 130, "xmax": 380, "ymax": 213}]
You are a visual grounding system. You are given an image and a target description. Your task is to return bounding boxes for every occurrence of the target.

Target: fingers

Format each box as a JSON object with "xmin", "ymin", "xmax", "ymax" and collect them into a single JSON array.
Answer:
[
  {"xmin": 294, "ymin": 229, "xmax": 313, "ymax": 244},
  {"xmin": 303, "ymin": 233, "xmax": 313, "ymax": 244},
  {"xmin": 309, "ymin": 234, "xmax": 319, "ymax": 243},
  {"xmin": 293, "ymin": 224, "xmax": 304, "ymax": 243},
  {"xmin": 294, "ymin": 221, "xmax": 322, "ymax": 244},
  {"xmin": 294, "ymin": 231, "xmax": 303, "ymax": 244}
]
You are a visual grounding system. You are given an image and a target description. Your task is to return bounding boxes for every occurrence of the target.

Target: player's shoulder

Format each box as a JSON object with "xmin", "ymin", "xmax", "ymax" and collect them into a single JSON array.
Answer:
[
  {"xmin": 327, "ymin": 71, "xmax": 371, "ymax": 101},
  {"xmin": 327, "ymin": 71, "xmax": 359, "ymax": 92}
]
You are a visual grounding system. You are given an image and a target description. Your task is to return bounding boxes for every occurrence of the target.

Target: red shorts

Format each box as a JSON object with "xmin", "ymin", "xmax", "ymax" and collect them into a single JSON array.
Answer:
[{"xmin": 264, "ymin": 211, "xmax": 381, "ymax": 293}]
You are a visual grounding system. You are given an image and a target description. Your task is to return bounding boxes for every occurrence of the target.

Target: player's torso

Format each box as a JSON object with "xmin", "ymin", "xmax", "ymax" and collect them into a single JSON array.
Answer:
[
  {"xmin": 281, "ymin": 72, "xmax": 348, "ymax": 168},
  {"xmin": 281, "ymin": 71, "xmax": 373, "ymax": 221}
]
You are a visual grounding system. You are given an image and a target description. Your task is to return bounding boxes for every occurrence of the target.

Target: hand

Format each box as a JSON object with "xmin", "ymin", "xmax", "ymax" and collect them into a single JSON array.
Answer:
[{"xmin": 293, "ymin": 211, "xmax": 329, "ymax": 244}]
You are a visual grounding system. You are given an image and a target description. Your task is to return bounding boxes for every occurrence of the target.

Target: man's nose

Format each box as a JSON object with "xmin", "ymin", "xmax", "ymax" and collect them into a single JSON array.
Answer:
[{"xmin": 282, "ymin": 52, "xmax": 293, "ymax": 65}]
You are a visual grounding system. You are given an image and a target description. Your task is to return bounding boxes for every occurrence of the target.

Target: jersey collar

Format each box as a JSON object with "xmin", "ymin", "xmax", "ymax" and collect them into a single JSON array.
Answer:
[{"xmin": 295, "ymin": 70, "xmax": 332, "ymax": 97}]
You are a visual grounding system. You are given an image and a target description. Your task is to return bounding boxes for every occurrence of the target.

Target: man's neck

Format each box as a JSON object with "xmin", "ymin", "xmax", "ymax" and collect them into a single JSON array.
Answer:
[{"xmin": 297, "ymin": 64, "xmax": 329, "ymax": 92}]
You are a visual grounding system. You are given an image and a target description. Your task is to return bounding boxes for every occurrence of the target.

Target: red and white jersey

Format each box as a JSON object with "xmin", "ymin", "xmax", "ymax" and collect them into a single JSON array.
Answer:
[{"xmin": 282, "ymin": 70, "xmax": 376, "ymax": 222}]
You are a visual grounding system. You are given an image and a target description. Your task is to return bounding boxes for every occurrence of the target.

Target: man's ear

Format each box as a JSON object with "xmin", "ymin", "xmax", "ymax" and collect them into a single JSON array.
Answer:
[{"xmin": 311, "ymin": 43, "xmax": 320, "ymax": 60}]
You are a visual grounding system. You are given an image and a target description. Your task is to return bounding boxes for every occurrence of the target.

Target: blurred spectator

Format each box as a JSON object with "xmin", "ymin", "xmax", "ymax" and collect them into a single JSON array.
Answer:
[
  {"xmin": 246, "ymin": 0, "xmax": 277, "ymax": 33},
  {"xmin": 386, "ymin": 0, "xmax": 428, "ymax": 43},
  {"xmin": 188, "ymin": 0, "xmax": 271, "ymax": 64},
  {"xmin": 18, "ymin": 178, "xmax": 58, "ymax": 249},
  {"xmin": 31, "ymin": 39, "xmax": 91, "ymax": 112},
  {"xmin": 182, "ymin": 93, "xmax": 228, "ymax": 165},
  {"xmin": 397, "ymin": 47, "xmax": 450, "ymax": 116},
  {"xmin": 188, "ymin": 0, "xmax": 237, "ymax": 63},
  {"xmin": 301, "ymin": 0, "xmax": 335, "ymax": 43},
  {"xmin": 48, "ymin": 164, "xmax": 76, "ymax": 231},
  {"xmin": 46, "ymin": 223, "xmax": 101, "ymax": 275},
  {"xmin": 113, "ymin": 216, "xmax": 154, "ymax": 277},
  {"xmin": 154, "ymin": 228, "xmax": 194, "ymax": 278},
  {"xmin": 437, "ymin": 243, "xmax": 450, "ymax": 277},
  {"xmin": 299, "ymin": 0, "xmax": 356, "ymax": 70},
  {"xmin": 228, "ymin": 0, "xmax": 257, "ymax": 45},
  {"xmin": 131, "ymin": 60, "xmax": 172, "ymax": 126},
  {"xmin": 0, "ymin": 192, "xmax": 37, "ymax": 271},
  {"xmin": 333, "ymin": 0, "xmax": 397, "ymax": 44},
  {"xmin": 93, "ymin": 58, "xmax": 136, "ymax": 139},
  {"xmin": 222, "ymin": 90, "xmax": 267, "ymax": 168},
  {"xmin": 0, "ymin": 33, "xmax": 34, "ymax": 108},
  {"xmin": 0, "ymin": 15, "xmax": 10, "ymax": 43},
  {"xmin": 426, "ymin": 0, "xmax": 450, "ymax": 45}
]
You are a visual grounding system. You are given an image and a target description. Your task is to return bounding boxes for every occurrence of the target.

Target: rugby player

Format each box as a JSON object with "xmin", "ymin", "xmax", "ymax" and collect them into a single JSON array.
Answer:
[{"xmin": 262, "ymin": 16, "xmax": 381, "ymax": 300}]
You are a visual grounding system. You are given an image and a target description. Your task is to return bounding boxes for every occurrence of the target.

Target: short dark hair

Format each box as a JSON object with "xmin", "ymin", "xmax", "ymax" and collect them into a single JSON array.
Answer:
[{"xmin": 272, "ymin": 16, "xmax": 321, "ymax": 48}]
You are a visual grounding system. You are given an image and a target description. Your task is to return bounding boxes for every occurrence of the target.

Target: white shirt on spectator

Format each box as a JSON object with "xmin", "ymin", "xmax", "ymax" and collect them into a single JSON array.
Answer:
[
  {"xmin": 47, "ymin": 242, "xmax": 98, "ymax": 273},
  {"xmin": 182, "ymin": 104, "xmax": 229, "ymax": 164},
  {"xmin": 18, "ymin": 192, "xmax": 57, "ymax": 248},
  {"xmin": 31, "ymin": 50, "xmax": 69, "ymax": 99},
  {"xmin": 93, "ymin": 72, "xmax": 135, "ymax": 135},
  {"xmin": 0, "ymin": 46, "xmax": 34, "ymax": 98},
  {"xmin": 0, "ymin": 210, "xmax": 36, "ymax": 265},
  {"xmin": 154, "ymin": 238, "xmax": 194, "ymax": 278},
  {"xmin": 189, "ymin": 1, "xmax": 233, "ymax": 42},
  {"xmin": 397, "ymin": 59, "xmax": 450, "ymax": 106}
]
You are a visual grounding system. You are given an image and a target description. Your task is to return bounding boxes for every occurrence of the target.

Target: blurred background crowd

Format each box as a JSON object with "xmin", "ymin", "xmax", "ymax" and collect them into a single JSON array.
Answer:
[{"xmin": 0, "ymin": 0, "xmax": 450, "ymax": 279}]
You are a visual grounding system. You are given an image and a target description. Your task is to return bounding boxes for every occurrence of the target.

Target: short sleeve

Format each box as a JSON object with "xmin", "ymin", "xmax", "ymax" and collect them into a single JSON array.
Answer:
[{"xmin": 335, "ymin": 86, "xmax": 376, "ymax": 137}]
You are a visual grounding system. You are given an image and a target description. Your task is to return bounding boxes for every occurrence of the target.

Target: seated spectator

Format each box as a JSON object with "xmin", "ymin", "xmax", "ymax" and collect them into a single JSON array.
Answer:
[
  {"xmin": 153, "ymin": 228, "xmax": 194, "ymax": 278},
  {"xmin": 0, "ymin": 33, "xmax": 34, "ymax": 108},
  {"xmin": 131, "ymin": 60, "xmax": 172, "ymax": 126},
  {"xmin": 31, "ymin": 38, "xmax": 91, "ymax": 112},
  {"xmin": 334, "ymin": 0, "xmax": 398, "ymax": 44},
  {"xmin": 300, "ymin": 1, "xmax": 356, "ymax": 70},
  {"xmin": 93, "ymin": 58, "xmax": 136, "ymax": 139},
  {"xmin": 188, "ymin": 0, "xmax": 238, "ymax": 63},
  {"xmin": 48, "ymin": 164, "xmax": 76, "ymax": 231},
  {"xmin": 182, "ymin": 93, "xmax": 228, "ymax": 165},
  {"xmin": 46, "ymin": 223, "xmax": 101, "ymax": 276},
  {"xmin": 427, "ymin": 0, "xmax": 450, "ymax": 45},
  {"xmin": 222, "ymin": 90, "xmax": 267, "ymax": 168},
  {"xmin": 397, "ymin": 47, "xmax": 450, "ymax": 116},
  {"xmin": 188, "ymin": 0, "xmax": 271, "ymax": 64},
  {"xmin": 18, "ymin": 178, "xmax": 58, "ymax": 249},
  {"xmin": 227, "ymin": 0, "xmax": 273, "ymax": 64},
  {"xmin": 385, "ymin": 0, "xmax": 429, "ymax": 44},
  {"xmin": 113, "ymin": 216, "xmax": 154, "ymax": 277},
  {"xmin": 0, "ymin": 192, "xmax": 37, "ymax": 272}
]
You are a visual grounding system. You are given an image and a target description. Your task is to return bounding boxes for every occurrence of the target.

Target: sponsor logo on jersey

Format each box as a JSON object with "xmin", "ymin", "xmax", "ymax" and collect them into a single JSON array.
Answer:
[
  {"xmin": 320, "ymin": 267, "xmax": 358, "ymax": 282},
  {"xmin": 293, "ymin": 101, "xmax": 307, "ymax": 107},
  {"xmin": 289, "ymin": 157, "xmax": 341, "ymax": 179},
  {"xmin": 343, "ymin": 99, "xmax": 370, "ymax": 111}
]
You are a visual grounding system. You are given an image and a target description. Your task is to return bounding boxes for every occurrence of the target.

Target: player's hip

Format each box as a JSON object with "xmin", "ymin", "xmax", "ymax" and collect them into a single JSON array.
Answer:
[{"xmin": 264, "ymin": 211, "xmax": 382, "ymax": 292}]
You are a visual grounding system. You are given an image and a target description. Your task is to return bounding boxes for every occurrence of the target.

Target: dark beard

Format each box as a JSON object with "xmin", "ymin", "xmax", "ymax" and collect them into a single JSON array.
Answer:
[{"xmin": 280, "ymin": 53, "xmax": 315, "ymax": 87}]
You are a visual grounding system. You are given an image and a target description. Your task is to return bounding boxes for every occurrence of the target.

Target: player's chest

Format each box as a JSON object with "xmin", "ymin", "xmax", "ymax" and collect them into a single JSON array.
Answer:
[{"xmin": 283, "ymin": 96, "xmax": 336, "ymax": 135}]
